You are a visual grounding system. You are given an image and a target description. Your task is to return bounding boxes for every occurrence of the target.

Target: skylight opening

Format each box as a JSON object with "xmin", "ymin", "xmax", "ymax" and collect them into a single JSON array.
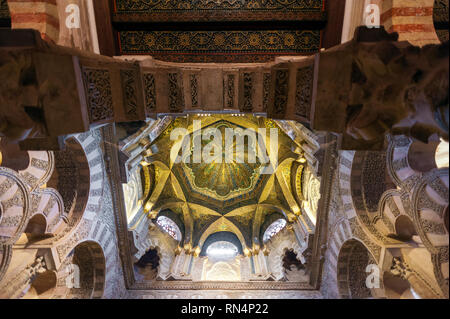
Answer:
[
  {"xmin": 156, "ymin": 216, "xmax": 182, "ymax": 241},
  {"xmin": 263, "ymin": 219, "xmax": 287, "ymax": 243},
  {"xmin": 206, "ymin": 241, "xmax": 239, "ymax": 262}
]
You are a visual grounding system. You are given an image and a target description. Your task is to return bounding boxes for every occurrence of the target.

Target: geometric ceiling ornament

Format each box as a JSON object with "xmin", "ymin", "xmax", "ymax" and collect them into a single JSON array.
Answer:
[
  {"xmin": 112, "ymin": 1, "xmax": 326, "ymax": 62},
  {"xmin": 151, "ymin": 115, "xmax": 301, "ymax": 214},
  {"xmin": 182, "ymin": 120, "xmax": 262, "ymax": 200}
]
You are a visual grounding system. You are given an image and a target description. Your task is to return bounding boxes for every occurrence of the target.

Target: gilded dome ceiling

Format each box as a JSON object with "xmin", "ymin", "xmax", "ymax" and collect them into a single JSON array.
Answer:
[
  {"xmin": 135, "ymin": 115, "xmax": 308, "ymax": 247},
  {"xmin": 182, "ymin": 120, "xmax": 262, "ymax": 200}
]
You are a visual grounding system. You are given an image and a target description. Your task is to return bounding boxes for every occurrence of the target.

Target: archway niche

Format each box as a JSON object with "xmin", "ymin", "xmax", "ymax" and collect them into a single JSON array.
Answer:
[
  {"xmin": 351, "ymin": 151, "xmax": 396, "ymax": 216},
  {"xmin": 337, "ymin": 239, "xmax": 375, "ymax": 299},
  {"xmin": 46, "ymin": 137, "xmax": 90, "ymax": 240},
  {"xmin": 134, "ymin": 248, "xmax": 160, "ymax": 281},
  {"xmin": 282, "ymin": 249, "xmax": 306, "ymax": 282},
  {"xmin": 394, "ymin": 216, "xmax": 418, "ymax": 242},
  {"xmin": 24, "ymin": 214, "xmax": 47, "ymax": 238},
  {"xmin": 56, "ymin": 241, "xmax": 105, "ymax": 299}
]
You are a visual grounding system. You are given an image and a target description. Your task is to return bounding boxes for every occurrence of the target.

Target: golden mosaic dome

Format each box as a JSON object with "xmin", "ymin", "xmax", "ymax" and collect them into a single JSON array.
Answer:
[{"xmin": 183, "ymin": 121, "xmax": 262, "ymax": 199}]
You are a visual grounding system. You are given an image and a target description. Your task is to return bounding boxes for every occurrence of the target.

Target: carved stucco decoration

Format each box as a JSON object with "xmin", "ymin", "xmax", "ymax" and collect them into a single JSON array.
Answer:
[
  {"xmin": 120, "ymin": 69, "xmax": 140, "ymax": 121},
  {"xmin": 82, "ymin": 68, "xmax": 114, "ymax": 123},
  {"xmin": 411, "ymin": 170, "xmax": 448, "ymax": 250},
  {"xmin": 295, "ymin": 64, "xmax": 314, "ymax": 121},
  {"xmin": 272, "ymin": 69, "xmax": 289, "ymax": 118},
  {"xmin": 143, "ymin": 73, "xmax": 157, "ymax": 114},
  {"xmin": 134, "ymin": 280, "xmax": 317, "ymax": 292},
  {"xmin": 18, "ymin": 151, "xmax": 55, "ymax": 192},
  {"xmin": 114, "ymin": 0, "xmax": 324, "ymax": 12}
]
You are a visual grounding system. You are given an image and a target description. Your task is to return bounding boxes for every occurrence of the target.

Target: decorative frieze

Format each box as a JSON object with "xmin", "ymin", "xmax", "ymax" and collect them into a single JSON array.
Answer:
[
  {"xmin": 295, "ymin": 65, "xmax": 314, "ymax": 120},
  {"xmin": 168, "ymin": 73, "xmax": 184, "ymax": 113},
  {"xmin": 120, "ymin": 70, "xmax": 139, "ymax": 121},
  {"xmin": 225, "ymin": 74, "xmax": 236, "ymax": 109},
  {"xmin": 271, "ymin": 69, "xmax": 289, "ymax": 118},
  {"xmin": 242, "ymin": 73, "xmax": 253, "ymax": 112},
  {"xmin": 143, "ymin": 73, "xmax": 156, "ymax": 114},
  {"xmin": 262, "ymin": 73, "xmax": 271, "ymax": 112},
  {"xmin": 190, "ymin": 74, "xmax": 199, "ymax": 108},
  {"xmin": 82, "ymin": 68, "xmax": 114, "ymax": 123}
]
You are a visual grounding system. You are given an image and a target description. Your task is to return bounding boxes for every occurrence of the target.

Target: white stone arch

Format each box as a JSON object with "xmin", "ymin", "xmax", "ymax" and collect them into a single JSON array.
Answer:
[
  {"xmin": 134, "ymin": 226, "xmax": 177, "ymax": 280},
  {"xmin": 337, "ymin": 151, "xmax": 389, "ymax": 247},
  {"xmin": 266, "ymin": 227, "xmax": 303, "ymax": 280},
  {"xmin": 336, "ymin": 238, "xmax": 378, "ymax": 299},
  {"xmin": 50, "ymin": 131, "xmax": 103, "ymax": 243},
  {"xmin": 411, "ymin": 168, "xmax": 449, "ymax": 297},
  {"xmin": 376, "ymin": 189, "xmax": 418, "ymax": 241},
  {"xmin": 54, "ymin": 239, "xmax": 106, "ymax": 299},
  {"xmin": 51, "ymin": 128, "xmax": 121, "ymax": 298},
  {"xmin": 386, "ymin": 135, "xmax": 423, "ymax": 191},
  {"xmin": 18, "ymin": 151, "xmax": 55, "ymax": 192},
  {"xmin": 411, "ymin": 169, "xmax": 449, "ymax": 251},
  {"xmin": 0, "ymin": 167, "xmax": 31, "ymax": 245},
  {"xmin": 27, "ymin": 187, "xmax": 66, "ymax": 235}
]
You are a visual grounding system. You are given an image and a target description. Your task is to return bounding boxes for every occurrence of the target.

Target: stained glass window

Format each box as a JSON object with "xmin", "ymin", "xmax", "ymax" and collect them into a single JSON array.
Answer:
[
  {"xmin": 156, "ymin": 216, "xmax": 181, "ymax": 241},
  {"xmin": 263, "ymin": 219, "xmax": 287, "ymax": 243}
]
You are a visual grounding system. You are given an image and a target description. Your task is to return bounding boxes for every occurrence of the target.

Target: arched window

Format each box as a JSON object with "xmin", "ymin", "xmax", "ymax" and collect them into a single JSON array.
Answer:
[
  {"xmin": 263, "ymin": 219, "xmax": 287, "ymax": 243},
  {"xmin": 206, "ymin": 241, "xmax": 239, "ymax": 262},
  {"xmin": 156, "ymin": 216, "xmax": 181, "ymax": 241}
]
